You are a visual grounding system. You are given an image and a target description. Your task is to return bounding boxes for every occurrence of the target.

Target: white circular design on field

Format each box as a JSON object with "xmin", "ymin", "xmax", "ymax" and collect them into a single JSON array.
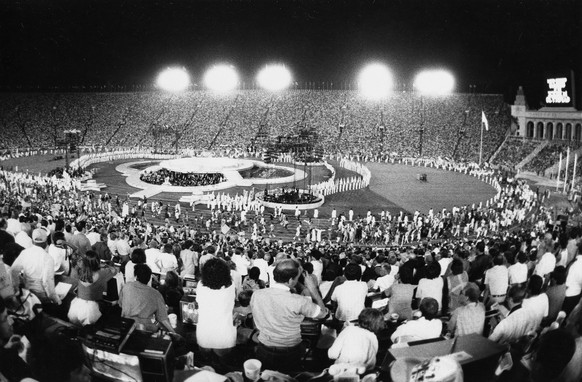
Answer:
[{"xmin": 158, "ymin": 157, "xmax": 254, "ymax": 173}]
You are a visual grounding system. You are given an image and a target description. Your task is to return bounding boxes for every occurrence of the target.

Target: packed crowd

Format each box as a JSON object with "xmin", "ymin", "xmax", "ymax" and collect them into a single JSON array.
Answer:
[
  {"xmin": 493, "ymin": 138, "xmax": 540, "ymax": 170},
  {"xmin": 0, "ymin": 149, "xmax": 581, "ymax": 382},
  {"xmin": 522, "ymin": 142, "xmax": 582, "ymax": 176},
  {"xmin": 140, "ymin": 168, "xmax": 226, "ymax": 187},
  {"xmin": 0, "ymin": 90, "xmax": 509, "ymax": 163}
]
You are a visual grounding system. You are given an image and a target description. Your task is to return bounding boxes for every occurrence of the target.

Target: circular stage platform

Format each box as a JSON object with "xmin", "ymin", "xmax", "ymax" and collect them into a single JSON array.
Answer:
[{"xmin": 159, "ymin": 157, "xmax": 254, "ymax": 173}]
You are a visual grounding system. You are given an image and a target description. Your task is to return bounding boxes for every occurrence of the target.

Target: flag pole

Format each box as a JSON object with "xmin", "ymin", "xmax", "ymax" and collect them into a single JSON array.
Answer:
[
  {"xmin": 557, "ymin": 152, "xmax": 562, "ymax": 191},
  {"xmin": 573, "ymin": 153, "xmax": 578, "ymax": 190},
  {"xmin": 564, "ymin": 147, "xmax": 570, "ymax": 193},
  {"xmin": 479, "ymin": 117, "xmax": 483, "ymax": 167}
]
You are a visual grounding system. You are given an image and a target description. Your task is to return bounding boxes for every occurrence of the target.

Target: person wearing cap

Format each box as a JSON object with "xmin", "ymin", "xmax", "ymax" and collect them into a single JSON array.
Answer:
[
  {"xmin": 10, "ymin": 228, "xmax": 61, "ymax": 305},
  {"xmin": 447, "ymin": 282, "xmax": 485, "ymax": 337}
]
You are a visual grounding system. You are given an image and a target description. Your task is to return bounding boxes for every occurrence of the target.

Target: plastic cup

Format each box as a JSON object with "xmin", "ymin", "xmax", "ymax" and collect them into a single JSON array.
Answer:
[
  {"xmin": 243, "ymin": 359, "xmax": 262, "ymax": 381},
  {"xmin": 168, "ymin": 313, "xmax": 178, "ymax": 328}
]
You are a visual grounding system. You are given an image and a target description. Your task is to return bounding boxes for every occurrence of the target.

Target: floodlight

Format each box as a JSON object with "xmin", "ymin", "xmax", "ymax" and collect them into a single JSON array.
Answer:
[
  {"xmin": 156, "ymin": 67, "xmax": 191, "ymax": 92},
  {"xmin": 257, "ymin": 64, "xmax": 292, "ymax": 91},
  {"xmin": 358, "ymin": 63, "xmax": 393, "ymax": 100},
  {"xmin": 204, "ymin": 64, "xmax": 239, "ymax": 92},
  {"xmin": 413, "ymin": 70, "xmax": 455, "ymax": 95}
]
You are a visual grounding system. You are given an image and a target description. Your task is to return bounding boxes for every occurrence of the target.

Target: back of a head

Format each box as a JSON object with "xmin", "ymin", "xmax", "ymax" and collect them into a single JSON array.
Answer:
[
  {"xmin": 344, "ymin": 263, "xmax": 362, "ymax": 281},
  {"xmin": 532, "ymin": 329, "xmax": 576, "ymax": 382},
  {"xmin": 135, "ymin": 263, "xmax": 152, "ymax": 284},
  {"xmin": 493, "ymin": 254, "xmax": 504, "ymax": 266},
  {"xmin": 201, "ymin": 257, "xmax": 232, "ymax": 290},
  {"xmin": 163, "ymin": 243, "xmax": 173, "ymax": 254},
  {"xmin": 248, "ymin": 266, "xmax": 261, "ymax": 281},
  {"xmin": 273, "ymin": 259, "xmax": 300, "ymax": 284},
  {"xmin": 463, "ymin": 283, "xmax": 480, "ymax": 303},
  {"xmin": 450, "ymin": 258, "xmax": 464, "ymax": 275},
  {"xmin": 527, "ymin": 275, "xmax": 544, "ymax": 296},
  {"xmin": 419, "ymin": 297, "xmax": 439, "ymax": 320},
  {"xmin": 551, "ymin": 266, "xmax": 567, "ymax": 285},
  {"xmin": 131, "ymin": 248, "xmax": 146, "ymax": 264},
  {"xmin": 358, "ymin": 308, "xmax": 385, "ymax": 334},
  {"xmin": 75, "ymin": 220, "xmax": 86, "ymax": 232},
  {"xmin": 426, "ymin": 262, "xmax": 441, "ymax": 279}
]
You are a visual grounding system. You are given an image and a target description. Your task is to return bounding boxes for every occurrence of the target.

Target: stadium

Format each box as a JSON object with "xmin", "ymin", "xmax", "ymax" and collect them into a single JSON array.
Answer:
[{"xmin": 1, "ymin": 1, "xmax": 582, "ymax": 382}]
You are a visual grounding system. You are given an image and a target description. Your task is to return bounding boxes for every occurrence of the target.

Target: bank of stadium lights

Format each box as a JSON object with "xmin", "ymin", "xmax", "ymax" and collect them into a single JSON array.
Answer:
[
  {"xmin": 204, "ymin": 64, "xmax": 239, "ymax": 92},
  {"xmin": 156, "ymin": 67, "xmax": 191, "ymax": 92},
  {"xmin": 358, "ymin": 63, "xmax": 394, "ymax": 100},
  {"xmin": 413, "ymin": 70, "xmax": 455, "ymax": 95},
  {"xmin": 257, "ymin": 64, "xmax": 292, "ymax": 91}
]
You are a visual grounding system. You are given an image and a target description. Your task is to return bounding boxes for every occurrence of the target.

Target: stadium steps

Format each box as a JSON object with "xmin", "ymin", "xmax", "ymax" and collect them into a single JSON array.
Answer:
[{"xmin": 516, "ymin": 140, "xmax": 548, "ymax": 170}]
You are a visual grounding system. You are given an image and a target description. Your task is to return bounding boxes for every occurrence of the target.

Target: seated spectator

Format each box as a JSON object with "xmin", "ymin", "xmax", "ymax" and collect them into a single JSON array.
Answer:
[
  {"xmin": 68, "ymin": 251, "xmax": 117, "ymax": 326},
  {"xmin": 522, "ymin": 274, "xmax": 549, "ymax": 327},
  {"xmin": 385, "ymin": 272, "xmax": 416, "ymax": 321},
  {"xmin": 251, "ymin": 259, "xmax": 329, "ymax": 373},
  {"xmin": 489, "ymin": 285, "xmax": 538, "ymax": 345},
  {"xmin": 446, "ymin": 258, "xmax": 469, "ymax": 312},
  {"xmin": 119, "ymin": 263, "xmax": 175, "ymax": 333},
  {"xmin": 390, "ymin": 297, "xmax": 442, "ymax": 344},
  {"xmin": 0, "ymin": 298, "xmax": 33, "ymax": 381},
  {"xmin": 125, "ymin": 248, "xmax": 147, "ymax": 284},
  {"xmin": 242, "ymin": 266, "xmax": 266, "ymax": 291},
  {"xmin": 447, "ymin": 282, "xmax": 485, "ymax": 337},
  {"xmin": 328, "ymin": 308, "xmax": 385, "ymax": 371}
]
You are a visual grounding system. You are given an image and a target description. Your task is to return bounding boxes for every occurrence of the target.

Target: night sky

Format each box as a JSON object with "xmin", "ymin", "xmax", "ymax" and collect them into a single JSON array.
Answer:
[{"xmin": 1, "ymin": 0, "xmax": 581, "ymax": 106}]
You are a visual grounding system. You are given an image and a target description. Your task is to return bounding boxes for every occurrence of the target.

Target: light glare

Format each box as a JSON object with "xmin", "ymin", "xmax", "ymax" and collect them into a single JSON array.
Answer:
[
  {"xmin": 358, "ymin": 63, "xmax": 393, "ymax": 99},
  {"xmin": 204, "ymin": 64, "xmax": 239, "ymax": 92},
  {"xmin": 156, "ymin": 67, "xmax": 190, "ymax": 92},
  {"xmin": 257, "ymin": 64, "xmax": 292, "ymax": 91},
  {"xmin": 414, "ymin": 70, "xmax": 455, "ymax": 95}
]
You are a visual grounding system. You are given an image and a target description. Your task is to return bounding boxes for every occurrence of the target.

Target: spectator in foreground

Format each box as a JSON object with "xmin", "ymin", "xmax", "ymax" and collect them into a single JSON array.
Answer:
[
  {"xmin": 390, "ymin": 297, "xmax": 442, "ymax": 345},
  {"xmin": 447, "ymin": 282, "xmax": 485, "ymax": 337},
  {"xmin": 119, "ymin": 263, "xmax": 175, "ymax": 333},
  {"xmin": 328, "ymin": 308, "xmax": 385, "ymax": 371},
  {"xmin": 251, "ymin": 259, "xmax": 329, "ymax": 373}
]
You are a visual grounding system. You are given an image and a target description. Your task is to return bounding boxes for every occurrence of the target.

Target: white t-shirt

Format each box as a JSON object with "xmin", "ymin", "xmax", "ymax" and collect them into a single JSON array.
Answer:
[
  {"xmin": 331, "ymin": 280, "xmax": 368, "ymax": 322},
  {"xmin": 416, "ymin": 277, "xmax": 444, "ymax": 310},
  {"xmin": 484, "ymin": 265, "xmax": 509, "ymax": 296},
  {"xmin": 508, "ymin": 263, "xmax": 528, "ymax": 285}
]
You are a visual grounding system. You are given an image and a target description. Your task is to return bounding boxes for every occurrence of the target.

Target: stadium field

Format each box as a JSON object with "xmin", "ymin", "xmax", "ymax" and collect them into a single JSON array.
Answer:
[{"xmin": 2, "ymin": 154, "xmax": 497, "ymax": 219}]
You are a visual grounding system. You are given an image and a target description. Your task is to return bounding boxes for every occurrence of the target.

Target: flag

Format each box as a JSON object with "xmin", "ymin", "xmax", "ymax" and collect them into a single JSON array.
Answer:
[{"xmin": 481, "ymin": 111, "xmax": 489, "ymax": 131}]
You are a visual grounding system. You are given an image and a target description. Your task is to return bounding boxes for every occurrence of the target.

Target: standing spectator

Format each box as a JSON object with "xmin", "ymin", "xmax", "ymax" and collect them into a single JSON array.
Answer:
[
  {"xmin": 92, "ymin": 230, "xmax": 112, "ymax": 262},
  {"xmin": 179, "ymin": 240, "xmax": 197, "ymax": 277},
  {"xmin": 564, "ymin": 250, "xmax": 582, "ymax": 315},
  {"xmin": 68, "ymin": 221, "xmax": 92, "ymax": 257},
  {"xmin": 10, "ymin": 228, "xmax": 61, "ymax": 305},
  {"xmin": 508, "ymin": 251, "xmax": 528, "ymax": 286},
  {"xmin": 416, "ymin": 262, "xmax": 444, "ymax": 312},
  {"xmin": 331, "ymin": 263, "xmax": 368, "ymax": 324},
  {"xmin": 484, "ymin": 253, "xmax": 509, "ymax": 305},
  {"xmin": 125, "ymin": 248, "xmax": 147, "ymax": 284},
  {"xmin": 196, "ymin": 258, "xmax": 236, "ymax": 371},
  {"xmin": 545, "ymin": 266, "xmax": 567, "ymax": 324}
]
